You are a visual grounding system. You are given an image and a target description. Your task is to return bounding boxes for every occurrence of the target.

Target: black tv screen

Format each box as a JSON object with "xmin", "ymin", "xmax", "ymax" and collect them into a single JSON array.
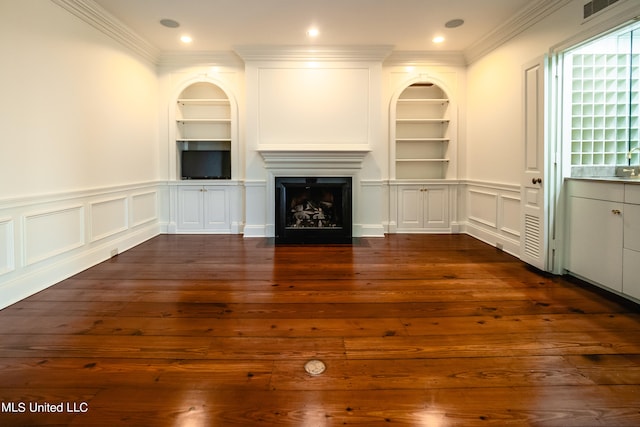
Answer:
[{"xmin": 181, "ymin": 150, "xmax": 231, "ymax": 179}]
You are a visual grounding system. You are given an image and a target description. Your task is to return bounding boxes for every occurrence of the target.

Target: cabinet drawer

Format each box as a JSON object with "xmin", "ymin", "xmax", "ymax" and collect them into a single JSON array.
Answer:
[
  {"xmin": 625, "ymin": 184, "xmax": 640, "ymax": 205},
  {"xmin": 567, "ymin": 180, "xmax": 624, "ymax": 202}
]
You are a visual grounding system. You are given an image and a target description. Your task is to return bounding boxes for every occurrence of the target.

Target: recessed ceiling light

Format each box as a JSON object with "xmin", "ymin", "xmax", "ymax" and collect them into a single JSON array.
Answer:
[
  {"xmin": 445, "ymin": 19, "xmax": 465, "ymax": 29},
  {"xmin": 307, "ymin": 28, "xmax": 319, "ymax": 37},
  {"xmin": 180, "ymin": 35, "xmax": 193, "ymax": 44},
  {"xmin": 160, "ymin": 19, "xmax": 180, "ymax": 28},
  {"xmin": 433, "ymin": 36, "xmax": 445, "ymax": 44}
]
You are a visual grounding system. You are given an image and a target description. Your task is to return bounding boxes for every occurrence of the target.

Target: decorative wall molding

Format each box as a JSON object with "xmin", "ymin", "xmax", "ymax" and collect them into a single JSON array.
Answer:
[
  {"xmin": 464, "ymin": 0, "xmax": 573, "ymax": 64},
  {"xmin": 258, "ymin": 147, "xmax": 370, "ymax": 170},
  {"xmin": 0, "ymin": 218, "xmax": 15, "ymax": 276},
  {"xmin": 89, "ymin": 196, "xmax": 128, "ymax": 242},
  {"xmin": 460, "ymin": 180, "xmax": 522, "ymax": 257},
  {"xmin": 0, "ymin": 183, "xmax": 162, "ymax": 310},
  {"xmin": 385, "ymin": 51, "xmax": 467, "ymax": 67},
  {"xmin": 235, "ymin": 45, "xmax": 393, "ymax": 62},
  {"xmin": 50, "ymin": 0, "xmax": 160, "ymax": 64},
  {"xmin": 24, "ymin": 205, "xmax": 85, "ymax": 266}
]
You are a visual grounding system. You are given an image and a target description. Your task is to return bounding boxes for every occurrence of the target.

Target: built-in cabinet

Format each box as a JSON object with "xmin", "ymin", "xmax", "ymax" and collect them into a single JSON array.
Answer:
[
  {"xmin": 566, "ymin": 179, "xmax": 640, "ymax": 302},
  {"xmin": 170, "ymin": 80, "xmax": 241, "ymax": 234},
  {"xmin": 390, "ymin": 80, "xmax": 456, "ymax": 234},
  {"xmin": 396, "ymin": 185, "xmax": 449, "ymax": 231},
  {"xmin": 177, "ymin": 184, "xmax": 232, "ymax": 232}
]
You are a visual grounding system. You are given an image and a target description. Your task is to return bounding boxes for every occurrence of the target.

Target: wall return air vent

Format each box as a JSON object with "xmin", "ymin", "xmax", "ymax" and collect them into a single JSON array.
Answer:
[{"xmin": 583, "ymin": 0, "xmax": 619, "ymax": 20}]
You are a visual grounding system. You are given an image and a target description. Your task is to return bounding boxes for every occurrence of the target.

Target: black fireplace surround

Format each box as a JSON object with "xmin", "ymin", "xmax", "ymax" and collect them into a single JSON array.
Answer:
[{"xmin": 275, "ymin": 177, "xmax": 352, "ymax": 244}]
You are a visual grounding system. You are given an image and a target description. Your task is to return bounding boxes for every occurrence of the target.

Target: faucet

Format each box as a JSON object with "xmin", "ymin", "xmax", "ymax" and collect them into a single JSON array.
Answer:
[{"xmin": 628, "ymin": 146, "xmax": 640, "ymax": 162}]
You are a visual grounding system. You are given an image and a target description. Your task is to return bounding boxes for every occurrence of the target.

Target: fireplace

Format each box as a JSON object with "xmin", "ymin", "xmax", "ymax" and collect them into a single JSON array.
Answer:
[{"xmin": 275, "ymin": 177, "xmax": 352, "ymax": 244}]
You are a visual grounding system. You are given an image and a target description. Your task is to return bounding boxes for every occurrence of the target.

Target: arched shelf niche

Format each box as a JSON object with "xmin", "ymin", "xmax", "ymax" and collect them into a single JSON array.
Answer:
[
  {"xmin": 390, "ymin": 76, "xmax": 456, "ymax": 180},
  {"xmin": 171, "ymin": 76, "xmax": 239, "ymax": 181}
]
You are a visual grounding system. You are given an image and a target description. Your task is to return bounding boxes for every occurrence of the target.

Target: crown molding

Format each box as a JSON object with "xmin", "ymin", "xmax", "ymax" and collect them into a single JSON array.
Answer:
[
  {"xmin": 234, "ymin": 45, "xmax": 393, "ymax": 62},
  {"xmin": 50, "ymin": 0, "xmax": 160, "ymax": 64},
  {"xmin": 157, "ymin": 51, "xmax": 244, "ymax": 69},
  {"xmin": 464, "ymin": 0, "xmax": 573, "ymax": 64},
  {"xmin": 385, "ymin": 51, "xmax": 467, "ymax": 67}
]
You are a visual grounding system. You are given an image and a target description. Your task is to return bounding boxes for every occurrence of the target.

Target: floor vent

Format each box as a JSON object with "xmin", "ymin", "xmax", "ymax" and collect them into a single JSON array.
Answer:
[{"xmin": 583, "ymin": 0, "xmax": 619, "ymax": 20}]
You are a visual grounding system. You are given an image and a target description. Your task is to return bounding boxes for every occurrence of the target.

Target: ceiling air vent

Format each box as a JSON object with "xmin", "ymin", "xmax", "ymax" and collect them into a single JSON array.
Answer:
[{"xmin": 584, "ymin": 0, "xmax": 619, "ymax": 20}]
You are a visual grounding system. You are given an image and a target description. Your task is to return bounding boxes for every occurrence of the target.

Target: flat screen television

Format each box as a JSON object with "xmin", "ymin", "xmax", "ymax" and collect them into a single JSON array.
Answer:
[{"xmin": 181, "ymin": 150, "xmax": 231, "ymax": 179}]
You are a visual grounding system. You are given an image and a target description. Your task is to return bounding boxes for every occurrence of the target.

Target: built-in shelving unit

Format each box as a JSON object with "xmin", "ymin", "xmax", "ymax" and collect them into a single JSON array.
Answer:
[
  {"xmin": 393, "ymin": 83, "xmax": 450, "ymax": 179},
  {"xmin": 176, "ymin": 82, "xmax": 232, "ymax": 178}
]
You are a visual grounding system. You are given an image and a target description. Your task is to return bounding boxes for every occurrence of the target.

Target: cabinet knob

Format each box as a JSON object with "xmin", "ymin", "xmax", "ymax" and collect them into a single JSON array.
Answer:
[
  {"xmin": 531, "ymin": 178, "xmax": 542, "ymax": 184},
  {"xmin": 612, "ymin": 209, "xmax": 621, "ymax": 215}
]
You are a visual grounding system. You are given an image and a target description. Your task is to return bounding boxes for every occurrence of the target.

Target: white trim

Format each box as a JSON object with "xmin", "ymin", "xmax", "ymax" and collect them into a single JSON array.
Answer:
[
  {"xmin": 50, "ymin": 0, "xmax": 159, "ymax": 64},
  {"xmin": 465, "ymin": 0, "xmax": 573, "ymax": 64}
]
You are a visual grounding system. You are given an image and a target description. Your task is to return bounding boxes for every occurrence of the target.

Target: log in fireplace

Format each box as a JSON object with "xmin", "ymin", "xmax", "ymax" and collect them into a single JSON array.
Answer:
[{"xmin": 275, "ymin": 177, "xmax": 352, "ymax": 244}]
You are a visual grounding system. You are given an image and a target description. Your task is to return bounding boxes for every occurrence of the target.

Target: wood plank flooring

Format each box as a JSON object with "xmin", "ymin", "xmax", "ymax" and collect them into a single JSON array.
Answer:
[{"xmin": 0, "ymin": 234, "xmax": 639, "ymax": 426}]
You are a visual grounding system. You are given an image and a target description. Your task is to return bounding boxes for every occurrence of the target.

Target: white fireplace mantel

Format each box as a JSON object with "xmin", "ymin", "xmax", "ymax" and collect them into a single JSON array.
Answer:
[{"xmin": 258, "ymin": 145, "xmax": 370, "ymax": 170}]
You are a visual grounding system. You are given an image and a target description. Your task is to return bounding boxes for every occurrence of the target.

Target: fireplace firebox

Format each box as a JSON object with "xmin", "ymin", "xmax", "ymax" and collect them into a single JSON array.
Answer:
[{"xmin": 275, "ymin": 177, "xmax": 352, "ymax": 244}]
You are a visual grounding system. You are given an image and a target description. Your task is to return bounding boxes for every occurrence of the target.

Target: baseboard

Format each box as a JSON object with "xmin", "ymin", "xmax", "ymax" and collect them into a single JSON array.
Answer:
[
  {"xmin": 0, "ymin": 222, "xmax": 160, "ymax": 310},
  {"xmin": 462, "ymin": 221, "xmax": 521, "ymax": 258}
]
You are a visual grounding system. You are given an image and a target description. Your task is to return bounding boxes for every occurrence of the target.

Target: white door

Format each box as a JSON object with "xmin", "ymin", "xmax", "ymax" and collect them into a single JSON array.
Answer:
[{"xmin": 520, "ymin": 57, "xmax": 547, "ymax": 270}]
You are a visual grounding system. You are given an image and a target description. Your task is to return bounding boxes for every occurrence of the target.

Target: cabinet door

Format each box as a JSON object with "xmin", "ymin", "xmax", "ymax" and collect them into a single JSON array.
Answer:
[
  {"xmin": 397, "ymin": 186, "xmax": 449, "ymax": 231},
  {"xmin": 397, "ymin": 186, "xmax": 423, "ymax": 229},
  {"xmin": 623, "ymin": 249, "xmax": 640, "ymax": 300},
  {"xmin": 623, "ymin": 203, "xmax": 640, "ymax": 300},
  {"xmin": 423, "ymin": 187, "xmax": 449, "ymax": 228},
  {"xmin": 203, "ymin": 186, "xmax": 230, "ymax": 231},
  {"xmin": 177, "ymin": 187, "xmax": 205, "ymax": 230},
  {"xmin": 567, "ymin": 197, "xmax": 623, "ymax": 291}
]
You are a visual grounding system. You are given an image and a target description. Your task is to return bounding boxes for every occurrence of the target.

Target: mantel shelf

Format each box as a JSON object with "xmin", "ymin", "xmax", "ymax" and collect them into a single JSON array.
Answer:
[{"xmin": 258, "ymin": 145, "xmax": 370, "ymax": 170}]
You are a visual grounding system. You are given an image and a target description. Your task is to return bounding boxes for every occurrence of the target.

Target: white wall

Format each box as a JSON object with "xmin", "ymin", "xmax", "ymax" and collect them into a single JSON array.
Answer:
[
  {"xmin": 462, "ymin": 0, "xmax": 640, "ymax": 254},
  {"xmin": 0, "ymin": 0, "xmax": 159, "ymax": 198},
  {"xmin": 0, "ymin": 0, "xmax": 162, "ymax": 309},
  {"xmin": 466, "ymin": 0, "xmax": 640, "ymax": 184}
]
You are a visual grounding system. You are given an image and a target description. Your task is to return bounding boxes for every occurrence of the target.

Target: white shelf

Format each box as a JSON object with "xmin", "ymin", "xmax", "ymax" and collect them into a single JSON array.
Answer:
[
  {"xmin": 396, "ymin": 158, "xmax": 450, "ymax": 162},
  {"xmin": 397, "ymin": 98, "xmax": 449, "ymax": 103},
  {"xmin": 177, "ymin": 98, "xmax": 230, "ymax": 105},
  {"xmin": 396, "ymin": 138, "xmax": 450, "ymax": 142},
  {"xmin": 393, "ymin": 82, "xmax": 451, "ymax": 179},
  {"xmin": 177, "ymin": 138, "xmax": 232, "ymax": 142},
  {"xmin": 177, "ymin": 119, "xmax": 231, "ymax": 123},
  {"xmin": 396, "ymin": 118, "xmax": 449, "ymax": 123}
]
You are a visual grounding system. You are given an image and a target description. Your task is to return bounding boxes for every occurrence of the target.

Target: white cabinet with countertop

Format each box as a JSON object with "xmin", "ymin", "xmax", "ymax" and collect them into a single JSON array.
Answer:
[{"xmin": 565, "ymin": 178, "xmax": 640, "ymax": 302}]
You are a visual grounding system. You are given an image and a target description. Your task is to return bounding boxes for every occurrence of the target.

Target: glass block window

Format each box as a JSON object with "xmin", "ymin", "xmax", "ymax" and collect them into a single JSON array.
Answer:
[{"xmin": 565, "ymin": 24, "xmax": 640, "ymax": 167}]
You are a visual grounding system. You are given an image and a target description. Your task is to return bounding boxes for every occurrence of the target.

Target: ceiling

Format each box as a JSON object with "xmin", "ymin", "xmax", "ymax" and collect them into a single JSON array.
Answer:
[{"xmin": 92, "ymin": 0, "xmax": 537, "ymax": 55}]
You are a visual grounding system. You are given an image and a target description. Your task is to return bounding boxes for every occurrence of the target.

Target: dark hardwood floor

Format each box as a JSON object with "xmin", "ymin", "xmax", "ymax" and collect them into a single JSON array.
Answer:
[{"xmin": 0, "ymin": 234, "xmax": 639, "ymax": 426}]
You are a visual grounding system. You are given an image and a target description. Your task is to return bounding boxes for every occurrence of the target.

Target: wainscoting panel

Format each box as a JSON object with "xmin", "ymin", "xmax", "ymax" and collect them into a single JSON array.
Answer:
[
  {"xmin": 468, "ymin": 189, "xmax": 498, "ymax": 228},
  {"xmin": 24, "ymin": 205, "xmax": 85, "ymax": 266},
  {"xmin": 0, "ymin": 218, "xmax": 14, "ymax": 276},
  {"xmin": 0, "ymin": 182, "xmax": 162, "ymax": 310},
  {"xmin": 462, "ymin": 181, "xmax": 521, "ymax": 256},
  {"xmin": 90, "ymin": 196, "xmax": 128, "ymax": 242},
  {"xmin": 500, "ymin": 194, "xmax": 522, "ymax": 239},
  {"xmin": 132, "ymin": 191, "xmax": 158, "ymax": 227}
]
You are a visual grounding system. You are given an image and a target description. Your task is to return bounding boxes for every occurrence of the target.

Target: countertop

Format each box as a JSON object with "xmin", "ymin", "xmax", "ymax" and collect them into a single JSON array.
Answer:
[{"xmin": 565, "ymin": 176, "xmax": 640, "ymax": 184}]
